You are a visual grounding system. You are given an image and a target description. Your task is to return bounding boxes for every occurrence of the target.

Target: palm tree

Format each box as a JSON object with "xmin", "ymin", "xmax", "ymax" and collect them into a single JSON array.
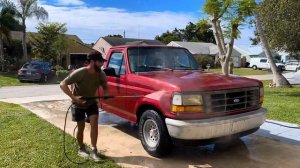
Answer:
[
  {"xmin": 254, "ymin": 12, "xmax": 291, "ymax": 87},
  {"xmin": 0, "ymin": 0, "xmax": 17, "ymax": 71},
  {"xmin": 15, "ymin": 0, "xmax": 48, "ymax": 61}
]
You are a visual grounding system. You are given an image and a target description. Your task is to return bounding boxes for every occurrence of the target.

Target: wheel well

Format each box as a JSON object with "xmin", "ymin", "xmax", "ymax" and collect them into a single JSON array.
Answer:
[{"xmin": 136, "ymin": 104, "xmax": 164, "ymax": 123}]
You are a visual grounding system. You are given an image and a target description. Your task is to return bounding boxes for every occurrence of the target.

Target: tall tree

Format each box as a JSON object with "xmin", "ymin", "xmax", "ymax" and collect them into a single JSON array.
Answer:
[
  {"xmin": 254, "ymin": 0, "xmax": 300, "ymax": 57},
  {"xmin": 254, "ymin": 12, "xmax": 290, "ymax": 87},
  {"xmin": 14, "ymin": 0, "xmax": 48, "ymax": 61},
  {"xmin": 155, "ymin": 21, "xmax": 215, "ymax": 44},
  {"xmin": 203, "ymin": 0, "xmax": 256, "ymax": 75},
  {"xmin": 30, "ymin": 22, "xmax": 67, "ymax": 64},
  {"xmin": 155, "ymin": 29, "xmax": 181, "ymax": 44},
  {"xmin": 0, "ymin": 0, "xmax": 18, "ymax": 71},
  {"xmin": 106, "ymin": 34, "xmax": 123, "ymax": 38}
]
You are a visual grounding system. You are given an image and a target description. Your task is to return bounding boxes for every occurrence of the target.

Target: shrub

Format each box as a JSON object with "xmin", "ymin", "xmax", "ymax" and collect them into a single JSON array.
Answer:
[
  {"xmin": 195, "ymin": 55, "xmax": 213, "ymax": 69},
  {"xmin": 55, "ymin": 65, "xmax": 64, "ymax": 71},
  {"xmin": 56, "ymin": 70, "xmax": 69, "ymax": 81}
]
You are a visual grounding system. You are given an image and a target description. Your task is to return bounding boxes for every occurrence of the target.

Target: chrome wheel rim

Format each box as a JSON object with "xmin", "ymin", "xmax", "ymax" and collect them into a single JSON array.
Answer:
[{"xmin": 143, "ymin": 119, "xmax": 159, "ymax": 148}]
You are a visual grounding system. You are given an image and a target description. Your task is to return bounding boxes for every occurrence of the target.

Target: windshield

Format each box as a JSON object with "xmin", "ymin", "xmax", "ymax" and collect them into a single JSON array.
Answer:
[
  {"xmin": 23, "ymin": 63, "xmax": 42, "ymax": 69},
  {"xmin": 127, "ymin": 47, "xmax": 201, "ymax": 72}
]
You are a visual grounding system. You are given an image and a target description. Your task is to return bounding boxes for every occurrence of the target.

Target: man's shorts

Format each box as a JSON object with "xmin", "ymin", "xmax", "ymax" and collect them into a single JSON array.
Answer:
[{"xmin": 71, "ymin": 103, "xmax": 99, "ymax": 122}]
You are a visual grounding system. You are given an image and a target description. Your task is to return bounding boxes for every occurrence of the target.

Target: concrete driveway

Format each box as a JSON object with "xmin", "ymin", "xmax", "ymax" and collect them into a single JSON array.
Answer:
[{"xmin": 1, "ymin": 85, "xmax": 300, "ymax": 167}]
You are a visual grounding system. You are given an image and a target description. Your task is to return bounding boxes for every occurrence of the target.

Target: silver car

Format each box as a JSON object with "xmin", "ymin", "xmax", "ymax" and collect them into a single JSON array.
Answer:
[{"xmin": 18, "ymin": 61, "xmax": 53, "ymax": 82}]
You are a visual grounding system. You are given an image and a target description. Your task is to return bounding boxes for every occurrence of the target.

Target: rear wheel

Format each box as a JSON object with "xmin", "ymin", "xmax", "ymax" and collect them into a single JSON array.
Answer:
[
  {"xmin": 139, "ymin": 109, "xmax": 173, "ymax": 157},
  {"xmin": 40, "ymin": 74, "xmax": 48, "ymax": 82},
  {"xmin": 252, "ymin": 65, "xmax": 257, "ymax": 70}
]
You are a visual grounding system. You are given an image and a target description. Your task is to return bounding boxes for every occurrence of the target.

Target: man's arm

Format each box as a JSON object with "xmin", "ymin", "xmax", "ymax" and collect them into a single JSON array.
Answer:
[{"xmin": 60, "ymin": 80, "xmax": 84, "ymax": 104}]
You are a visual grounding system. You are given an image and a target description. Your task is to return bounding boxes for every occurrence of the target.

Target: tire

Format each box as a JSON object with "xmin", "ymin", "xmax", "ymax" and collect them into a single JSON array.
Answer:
[
  {"xmin": 40, "ymin": 74, "xmax": 48, "ymax": 82},
  {"xmin": 252, "ymin": 65, "xmax": 257, "ymax": 70},
  {"xmin": 139, "ymin": 109, "xmax": 173, "ymax": 157}
]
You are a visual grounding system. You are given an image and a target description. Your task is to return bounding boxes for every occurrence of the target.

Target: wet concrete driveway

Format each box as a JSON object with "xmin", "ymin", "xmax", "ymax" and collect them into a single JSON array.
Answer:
[{"xmin": 22, "ymin": 100, "xmax": 300, "ymax": 168}]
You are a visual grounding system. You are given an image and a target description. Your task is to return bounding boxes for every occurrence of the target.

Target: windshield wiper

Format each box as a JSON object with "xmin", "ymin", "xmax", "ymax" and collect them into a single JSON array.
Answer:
[
  {"xmin": 174, "ymin": 65, "xmax": 194, "ymax": 69},
  {"xmin": 136, "ymin": 65, "xmax": 173, "ymax": 72}
]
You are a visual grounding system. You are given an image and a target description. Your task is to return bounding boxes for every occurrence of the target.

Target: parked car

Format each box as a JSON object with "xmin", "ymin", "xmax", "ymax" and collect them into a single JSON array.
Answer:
[
  {"xmin": 285, "ymin": 60, "xmax": 300, "ymax": 72},
  {"xmin": 99, "ymin": 45, "xmax": 267, "ymax": 157},
  {"xmin": 249, "ymin": 58, "xmax": 285, "ymax": 71},
  {"xmin": 18, "ymin": 61, "xmax": 53, "ymax": 82}
]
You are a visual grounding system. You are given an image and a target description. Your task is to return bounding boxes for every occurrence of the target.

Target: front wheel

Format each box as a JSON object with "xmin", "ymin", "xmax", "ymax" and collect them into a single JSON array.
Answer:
[
  {"xmin": 139, "ymin": 110, "xmax": 173, "ymax": 157},
  {"xmin": 252, "ymin": 65, "xmax": 257, "ymax": 70}
]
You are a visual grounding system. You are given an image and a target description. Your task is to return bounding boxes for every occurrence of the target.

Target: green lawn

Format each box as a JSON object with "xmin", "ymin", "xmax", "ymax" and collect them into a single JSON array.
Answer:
[
  {"xmin": 262, "ymin": 80, "xmax": 300, "ymax": 124},
  {"xmin": 0, "ymin": 72, "xmax": 59, "ymax": 87},
  {"xmin": 0, "ymin": 102, "xmax": 119, "ymax": 167},
  {"xmin": 206, "ymin": 68, "xmax": 271, "ymax": 76},
  {"xmin": 0, "ymin": 73, "xmax": 31, "ymax": 87}
]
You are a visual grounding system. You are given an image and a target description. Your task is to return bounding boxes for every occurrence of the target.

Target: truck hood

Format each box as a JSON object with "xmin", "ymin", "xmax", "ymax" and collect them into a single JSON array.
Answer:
[{"xmin": 136, "ymin": 70, "xmax": 261, "ymax": 92}]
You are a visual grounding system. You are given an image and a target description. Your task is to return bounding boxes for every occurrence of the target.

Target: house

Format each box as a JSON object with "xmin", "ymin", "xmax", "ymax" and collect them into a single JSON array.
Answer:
[
  {"xmin": 233, "ymin": 45, "xmax": 285, "ymax": 67},
  {"xmin": 92, "ymin": 37, "xmax": 164, "ymax": 58},
  {"xmin": 10, "ymin": 31, "xmax": 94, "ymax": 68},
  {"xmin": 168, "ymin": 41, "xmax": 243, "ymax": 67}
]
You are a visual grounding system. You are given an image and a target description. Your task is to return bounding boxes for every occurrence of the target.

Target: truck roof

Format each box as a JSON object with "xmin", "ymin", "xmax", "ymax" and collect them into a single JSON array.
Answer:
[{"xmin": 109, "ymin": 45, "xmax": 185, "ymax": 50}]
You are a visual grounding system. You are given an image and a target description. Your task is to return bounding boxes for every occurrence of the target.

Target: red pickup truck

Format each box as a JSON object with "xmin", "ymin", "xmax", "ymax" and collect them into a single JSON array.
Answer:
[{"xmin": 100, "ymin": 45, "xmax": 267, "ymax": 157}]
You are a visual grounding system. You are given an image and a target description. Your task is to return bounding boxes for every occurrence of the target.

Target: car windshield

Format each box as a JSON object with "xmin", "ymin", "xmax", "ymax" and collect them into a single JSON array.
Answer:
[
  {"xmin": 127, "ymin": 47, "xmax": 201, "ymax": 72},
  {"xmin": 23, "ymin": 63, "xmax": 42, "ymax": 69}
]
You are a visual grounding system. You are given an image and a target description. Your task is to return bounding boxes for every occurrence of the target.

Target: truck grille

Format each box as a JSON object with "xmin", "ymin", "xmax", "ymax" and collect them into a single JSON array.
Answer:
[{"xmin": 204, "ymin": 87, "xmax": 259, "ymax": 113}]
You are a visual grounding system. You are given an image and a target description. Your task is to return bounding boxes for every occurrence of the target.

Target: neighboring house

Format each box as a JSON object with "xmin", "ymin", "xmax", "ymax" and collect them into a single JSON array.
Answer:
[
  {"xmin": 92, "ymin": 37, "xmax": 164, "ymax": 59},
  {"xmin": 233, "ymin": 44, "xmax": 289, "ymax": 66},
  {"xmin": 10, "ymin": 31, "xmax": 94, "ymax": 68},
  {"xmin": 168, "ymin": 41, "xmax": 243, "ymax": 67}
]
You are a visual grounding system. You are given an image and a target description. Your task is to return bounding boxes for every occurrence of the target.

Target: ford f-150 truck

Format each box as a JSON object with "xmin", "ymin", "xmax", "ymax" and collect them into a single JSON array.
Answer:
[{"xmin": 99, "ymin": 45, "xmax": 267, "ymax": 157}]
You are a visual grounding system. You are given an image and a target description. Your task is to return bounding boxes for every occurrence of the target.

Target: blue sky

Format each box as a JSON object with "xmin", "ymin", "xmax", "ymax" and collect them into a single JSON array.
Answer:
[{"xmin": 24, "ymin": 0, "xmax": 255, "ymax": 45}]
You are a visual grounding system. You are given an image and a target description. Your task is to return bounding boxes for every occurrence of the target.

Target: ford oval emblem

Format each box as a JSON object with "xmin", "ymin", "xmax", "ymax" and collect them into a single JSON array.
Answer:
[{"xmin": 233, "ymin": 99, "xmax": 240, "ymax": 103}]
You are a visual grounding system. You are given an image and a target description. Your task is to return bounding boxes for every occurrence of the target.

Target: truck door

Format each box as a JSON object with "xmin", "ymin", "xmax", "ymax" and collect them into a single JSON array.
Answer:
[{"xmin": 102, "ymin": 51, "xmax": 128, "ymax": 117}]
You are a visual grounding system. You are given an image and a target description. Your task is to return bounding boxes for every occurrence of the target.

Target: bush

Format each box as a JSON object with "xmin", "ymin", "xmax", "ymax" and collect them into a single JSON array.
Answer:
[
  {"xmin": 55, "ymin": 65, "xmax": 64, "ymax": 71},
  {"xmin": 56, "ymin": 70, "xmax": 69, "ymax": 81},
  {"xmin": 195, "ymin": 55, "xmax": 213, "ymax": 69}
]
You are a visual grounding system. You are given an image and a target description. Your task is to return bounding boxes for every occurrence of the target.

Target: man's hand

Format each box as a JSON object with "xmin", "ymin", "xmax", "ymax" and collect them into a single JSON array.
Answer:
[{"xmin": 72, "ymin": 96, "xmax": 86, "ymax": 105}]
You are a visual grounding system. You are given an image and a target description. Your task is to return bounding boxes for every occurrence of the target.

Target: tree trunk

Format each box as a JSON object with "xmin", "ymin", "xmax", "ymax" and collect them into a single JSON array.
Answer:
[
  {"xmin": 255, "ymin": 12, "xmax": 291, "ymax": 88},
  {"xmin": 211, "ymin": 18, "xmax": 229, "ymax": 74},
  {"xmin": 22, "ymin": 19, "xmax": 28, "ymax": 61},
  {"xmin": 0, "ymin": 36, "xmax": 4, "ymax": 71}
]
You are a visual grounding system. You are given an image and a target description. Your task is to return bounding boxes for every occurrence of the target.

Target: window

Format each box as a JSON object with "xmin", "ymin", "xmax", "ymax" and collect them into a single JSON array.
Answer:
[
  {"xmin": 260, "ymin": 59, "xmax": 267, "ymax": 63},
  {"xmin": 127, "ymin": 47, "xmax": 200, "ymax": 72},
  {"xmin": 107, "ymin": 52, "xmax": 126, "ymax": 76}
]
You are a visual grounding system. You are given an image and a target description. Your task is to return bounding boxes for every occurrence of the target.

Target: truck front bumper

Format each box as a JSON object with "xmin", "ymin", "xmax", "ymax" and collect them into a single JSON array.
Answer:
[{"xmin": 165, "ymin": 108, "xmax": 267, "ymax": 140}]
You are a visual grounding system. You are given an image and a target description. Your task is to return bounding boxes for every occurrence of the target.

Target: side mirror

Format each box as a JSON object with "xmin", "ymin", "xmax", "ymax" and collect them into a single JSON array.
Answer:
[{"xmin": 103, "ymin": 67, "xmax": 116, "ymax": 76}]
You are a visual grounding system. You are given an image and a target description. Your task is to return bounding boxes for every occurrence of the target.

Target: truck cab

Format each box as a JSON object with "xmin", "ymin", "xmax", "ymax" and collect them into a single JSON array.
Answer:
[{"xmin": 99, "ymin": 45, "xmax": 267, "ymax": 157}]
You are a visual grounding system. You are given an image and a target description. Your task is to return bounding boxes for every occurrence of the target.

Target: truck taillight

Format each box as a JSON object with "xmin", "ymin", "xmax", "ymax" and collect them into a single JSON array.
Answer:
[{"xmin": 18, "ymin": 70, "xmax": 24, "ymax": 74}]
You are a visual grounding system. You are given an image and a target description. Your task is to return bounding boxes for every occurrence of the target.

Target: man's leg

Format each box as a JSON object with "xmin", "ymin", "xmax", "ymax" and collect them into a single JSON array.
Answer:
[
  {"xmin": 89, "ymin": 114, "xmax": 99, "ymax": 149},
  {"xmin": 76, "ymin": 120, "xmax": 85, "ymax": 148}
]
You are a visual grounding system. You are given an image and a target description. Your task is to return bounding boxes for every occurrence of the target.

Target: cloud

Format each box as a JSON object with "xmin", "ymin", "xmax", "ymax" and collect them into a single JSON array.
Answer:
[
  {"xmin": 54, "ymin": 0, "xmax": 85, "ymax": 6},
  {"xmin": 25, "ymin": 3, "xmax": 198, "ymax": 43}
]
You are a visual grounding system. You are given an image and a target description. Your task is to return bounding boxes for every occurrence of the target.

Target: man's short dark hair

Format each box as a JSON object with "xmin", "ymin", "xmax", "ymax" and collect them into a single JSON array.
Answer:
[{"xmin": 87, "ymin": 51, "xmax": 106, "ymax": 62}]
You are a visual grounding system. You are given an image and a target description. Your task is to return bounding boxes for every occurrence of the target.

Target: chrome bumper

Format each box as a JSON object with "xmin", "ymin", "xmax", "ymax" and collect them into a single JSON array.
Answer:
[{"xmin": 165, "ymin": 108, "xmax": 267, "ymax": 140}]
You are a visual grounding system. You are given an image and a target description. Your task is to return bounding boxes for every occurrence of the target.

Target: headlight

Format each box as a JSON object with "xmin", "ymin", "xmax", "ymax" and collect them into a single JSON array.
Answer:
[
  {"xmin": 259, "ymin": 86, "xmax": 264, "ymax": 104},
  {"xmin": 171, "ymin": 93, "xmax": 203, "ymax": 113}
]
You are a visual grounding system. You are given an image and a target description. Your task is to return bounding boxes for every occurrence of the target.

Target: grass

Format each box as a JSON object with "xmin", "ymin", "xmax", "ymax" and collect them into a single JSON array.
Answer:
[
  {"xmin": 261, "ymin": 80, "xmax": 300, "ymax": 124},
  {"xmin": 0, "ymin": 72, "xmax": 59, "ymax": 87},
  {"xmin": 0, "ymin": 102, "xmax": 120, "ymax": 167},
  {"xmin": 0, "ymin": 73, "xmax": 30, "ymax": 87},
  {"xmin": 206, "ymin": 68, "xmax": 271, "ymax": 76}
]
